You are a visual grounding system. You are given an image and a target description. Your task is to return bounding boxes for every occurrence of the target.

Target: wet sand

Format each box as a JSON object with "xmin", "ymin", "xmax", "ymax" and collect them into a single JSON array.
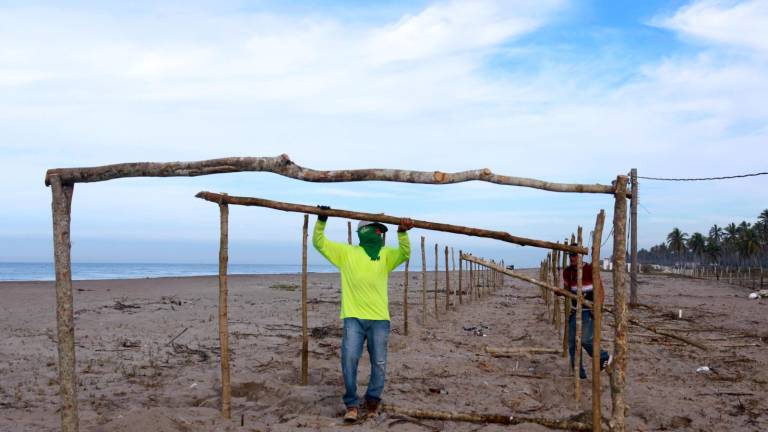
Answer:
[{"xmin": 0, "ymin": 270, "xmax": 766, "ymax": 431}]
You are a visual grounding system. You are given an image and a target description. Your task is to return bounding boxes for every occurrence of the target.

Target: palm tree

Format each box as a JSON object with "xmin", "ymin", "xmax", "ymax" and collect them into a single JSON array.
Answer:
[
  {"xmin": 723, "ymin": 223, "xmax": 739, "ymax": 265},
  {"xmin": 758, "ymin": 209, "xmax": 768, "ymax": 227},
  {"xmin": 688, "ymin": 232, "xmax": 706, "ymax": 263},
  {"xmin": 737, "ymin": 226, "xmax": 760, "ymax": 265},
  {"xmin": 704, "ymin": 239, "xmax": 721, "ymax": 264},
  {"xmin": 666, "ymin": 228, "xmax": 688, "ymax": 262},
  {"xmin": 708, "ymin": 224, "xmax": 723, "ymax": 245}
]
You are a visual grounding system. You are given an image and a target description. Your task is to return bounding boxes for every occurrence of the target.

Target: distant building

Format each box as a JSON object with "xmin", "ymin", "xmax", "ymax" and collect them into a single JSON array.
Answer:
[{"xmin": 601, "ymin": 258, "xmax": 613, "ymax": 271}]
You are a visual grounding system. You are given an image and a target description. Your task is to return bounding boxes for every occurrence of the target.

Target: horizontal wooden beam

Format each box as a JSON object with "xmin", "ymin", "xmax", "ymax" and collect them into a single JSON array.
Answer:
[
  {"xmin": 45, "ymin": 154, "xmax": 618, "ymax": 195},
  {"xmin": 195, "ymin": 192, "xmax": 589, "ymax": 254}
]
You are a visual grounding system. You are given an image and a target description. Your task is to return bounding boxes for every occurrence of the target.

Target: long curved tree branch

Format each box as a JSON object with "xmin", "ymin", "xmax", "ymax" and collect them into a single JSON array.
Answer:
[{"xmin": 45, "ymin": 154, "xmax": 617, "ymax": 194}]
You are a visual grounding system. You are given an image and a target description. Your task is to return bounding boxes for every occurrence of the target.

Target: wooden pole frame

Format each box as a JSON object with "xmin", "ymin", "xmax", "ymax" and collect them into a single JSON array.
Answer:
[
  {"xmin": 50, "ymin": 176, "xmax": 79, "ymax": 432},
  {"xmin": 591, "ymin": 210, "xmax": 606, "ymax": 432},
  {"xmin": 45, "ymin": 154, "xmax": 618, "ymax": 195},
  {"xmin": 196, "ymin": 192, "xmax": 588, "ymax": 255},
  {"xmin": 44, "ymin": 159, "xmax": 631, "ymax": 432},
  {"xmin": 574, "ymin": 227, "xmax": 584, "ymax": 401},
  {"xmin": 630, "ymin": 168, "xmax": 639, "ymax": 306},
  {"xmin": 610, "ymin": 176, "xmax": 629, "ymax": 432},
  {"xmin": 562, "ymin": 240, "xmax": 570, "ymax": 358},
  {"xmin": 458, "ymin": 252, "xmax": 463, "ymax": 304},
  {"xmin": 218, "ymin": 199, "xmax": 232, "ymax": 419},
  {"xmin": 445, "ymin": 246, "xmax": 450, "ymax": 311},
  {"xmin": 403, "ymin": 259, "xmax": 410, "ymax": 336},
  {"xmin": 301, "ymin": 215, "xmax": 309, "ymax": 385},
  {"xmin": 421, "ymin": 236, "xmax": 427, "ymax": 327},
  {"xmin": 434, "ymin": 243, "xmax": 439, "ymax": 319}
]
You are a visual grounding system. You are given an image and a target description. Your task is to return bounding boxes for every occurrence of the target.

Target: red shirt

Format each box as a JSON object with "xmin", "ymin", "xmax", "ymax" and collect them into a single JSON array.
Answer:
[
  {"xmin": 563, "ymin": 263, "xmax": 597, "ymax": 308},
  {"xmin": 563, "ymin": 263, "xmax": 594, "ymax": 291}
]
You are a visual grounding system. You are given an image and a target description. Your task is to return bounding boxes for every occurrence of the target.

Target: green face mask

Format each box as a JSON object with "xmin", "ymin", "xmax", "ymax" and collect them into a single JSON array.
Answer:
[{"xmin": 357, "ymin": 225, "xmax": 384, "ymax": 261}]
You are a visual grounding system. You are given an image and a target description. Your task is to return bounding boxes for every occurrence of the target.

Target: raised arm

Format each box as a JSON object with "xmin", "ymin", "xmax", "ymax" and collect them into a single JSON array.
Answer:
[
  {"xmin": 312, "ymin": 216, "xmax": 346, "ymax": 267},
  {"xmin": 386, "ymin": 218, "xmax": 413, "ymax": 271}
]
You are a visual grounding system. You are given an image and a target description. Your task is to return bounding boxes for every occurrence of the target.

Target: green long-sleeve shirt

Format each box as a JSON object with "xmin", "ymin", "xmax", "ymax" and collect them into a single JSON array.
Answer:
[{"xmin": 312, "ymin": 220, "xmax": 410, "ymax": 320}]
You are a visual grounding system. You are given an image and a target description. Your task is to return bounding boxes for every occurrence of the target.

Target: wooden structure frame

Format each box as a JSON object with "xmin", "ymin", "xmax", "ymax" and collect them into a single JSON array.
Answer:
[{"xmin": 45, "ymin": 155, "xmax": 632, "ymax": 432}]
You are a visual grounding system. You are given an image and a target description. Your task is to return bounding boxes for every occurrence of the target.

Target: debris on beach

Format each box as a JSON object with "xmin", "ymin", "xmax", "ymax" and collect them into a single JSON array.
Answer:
[{"xmin": 463, "ymin": 324, "xmax": 490, "ymax": 336}]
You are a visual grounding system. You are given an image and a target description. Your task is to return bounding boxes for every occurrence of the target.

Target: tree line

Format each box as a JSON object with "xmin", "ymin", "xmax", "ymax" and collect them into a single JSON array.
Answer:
[{"xmin": 638, "ymin": 209, "xmax": 768, "ymax": 267}]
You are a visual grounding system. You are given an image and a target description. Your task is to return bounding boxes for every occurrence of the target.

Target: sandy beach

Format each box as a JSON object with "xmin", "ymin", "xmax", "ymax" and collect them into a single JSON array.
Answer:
[{"xmin": 1, "ymin": 270, "xmax": 766, "ymax": 431}]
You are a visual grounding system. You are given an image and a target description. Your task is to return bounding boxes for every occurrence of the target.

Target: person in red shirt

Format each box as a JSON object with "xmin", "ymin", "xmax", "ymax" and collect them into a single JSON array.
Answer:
[{"xmin": 562, "ymin": 249, "xmax": 611, "ymax": 379}]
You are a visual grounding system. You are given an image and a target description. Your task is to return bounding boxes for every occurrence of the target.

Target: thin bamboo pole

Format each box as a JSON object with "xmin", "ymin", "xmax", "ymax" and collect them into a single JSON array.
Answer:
[
  {"xmin": 591, "ymin": 210, "xmax": 606, "ymax": 432},
  {"xmin": 459, "ymin": 252, "xmax": 463, "ymax": 305},
  {"xmin": 301, "ymin": 215, "xmax": 309, "ymax": 385},
  {"xmin": 445, "ymin": 246, "xmax": 450, "ymax": 311},
  {"xmin": 574, "ymin": 227, "xmax": 584, "ymax": 401},
  {"xmin": 347, "ymin": 221, "xmax": 352, "ymax": 245},
  {"xmin": 218, "ymin": 199, "xmax": 231, "ymax": 419},
  {"xmin": 610, "ymin": 175, "xmax": 629, "ymax": 432},
  {"xmin": 50, "ymin": 176, "xmax": 79, "ymax": 432},
  {"xmin": 421, "ymin": 237, "xmax": 427, "ymax": 326},
  {"xmin": 434, "ymin": 244, "xmax": 439, "ymax": 319},
  {"xmin": 46, "ymin": 154, "xmax": 617, "ymax": 195},
  {"xmin": 404, "ymin": 259, "xmax": 410, "ymax": 336},
  {"xmin": 196, "ymin": 192, "xmax": 588, "ymax": 255}
]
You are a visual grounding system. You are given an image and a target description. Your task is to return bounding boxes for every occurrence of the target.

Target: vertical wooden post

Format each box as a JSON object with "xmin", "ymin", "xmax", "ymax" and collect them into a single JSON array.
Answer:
[
  {"xmin": 610, "ymin": 175, "xmax": 629, "ymax": 432},
  {"xmin": 347, "ymin": 221, "xmax": 352, "ymax": 245},
  {"xmin": 421, "ymin": 236, "xmax": 427, "ymax": 326},
  {"xmin": 451, "ymin": 248, "xmax": 456, "ymax": 298},
  {"xmin": 445, "ymin": 246, "xmax": 450, "ymax": 311},
  {"xmin": 552, "ymin": 250, "xmax": 560, "ymax": 331},
  {"xmin": 562, "ymin": 239, "xmax": 570, "ymax": 358},
  {"xmin": 403, "ymin": 259, "xmax": 410, "ymax": 335},
  {"xmin": 574, "ymin": 226, "xmax": 584, "ymax": 401},
  {"xmin": 301, "ymin": 215, "xmax": 309, "ymax": 385},
  {"xmin": 434, "ymin": 244, "xmax": 439, "ymax": 318},
  {"xmin": 546, "ymin": 253, "xmax": 552, "ymax": 320},
  {"xmin": 50, "ymin": 177, "xmax": 79, "ymax": 432},
  {"xmin": 591, "ymin": 210, "xmax": 606, "ymax": 432},
  {"xmin": 218, "ymin": 198, "xmax": 231, "ymax": 419},
  {"xmin": 469, "ymin": 262, "xmax": 474, "ymax": 302},
  {"xmin": 630, "ymin": 169, "xmax": 638, "ymax": 306},
  {"xmin": 458, "ymin": 252, "xmax": 463, "ymax": 305},
  {"xmin": 478, "ymin": 263, "xmax": 482, "ymax": 300}
]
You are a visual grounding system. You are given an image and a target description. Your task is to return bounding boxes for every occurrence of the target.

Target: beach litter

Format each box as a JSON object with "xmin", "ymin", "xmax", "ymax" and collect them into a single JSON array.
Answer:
[
  {"xmin": 463, "ymin": 324, "xmax": 490, "ymax": 337},
  {"xmin": 748, "ymin": 290, "xmax": 768, "ymax": 299}
]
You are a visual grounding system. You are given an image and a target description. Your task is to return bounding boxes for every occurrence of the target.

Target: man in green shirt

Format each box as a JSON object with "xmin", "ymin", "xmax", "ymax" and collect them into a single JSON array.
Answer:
[{"xmin": 313, "ymin": 208, "xmax": 413, "ymax": 423}]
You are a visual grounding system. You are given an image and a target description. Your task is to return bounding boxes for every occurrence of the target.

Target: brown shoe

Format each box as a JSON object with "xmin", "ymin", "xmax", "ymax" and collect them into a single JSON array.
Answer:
[
  {"xmin": 364, "ymin": 399, "xmax": 380, "ymax": 418},
  {"xmin": 343, "ymin": 406, "xmax": 358, "ymax": 423}
]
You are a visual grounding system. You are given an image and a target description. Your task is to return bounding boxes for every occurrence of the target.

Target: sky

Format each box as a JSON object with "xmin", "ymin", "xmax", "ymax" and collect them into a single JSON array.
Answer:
[{"xmin": 0, "ymin": 0, "xmax": 766, "ymax": 268}]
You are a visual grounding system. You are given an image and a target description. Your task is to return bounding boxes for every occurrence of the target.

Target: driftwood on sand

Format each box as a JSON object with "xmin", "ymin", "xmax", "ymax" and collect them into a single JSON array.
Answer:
[{"xmin": 382, "ymin": 405, "xmax": 593, "ymax": 431}]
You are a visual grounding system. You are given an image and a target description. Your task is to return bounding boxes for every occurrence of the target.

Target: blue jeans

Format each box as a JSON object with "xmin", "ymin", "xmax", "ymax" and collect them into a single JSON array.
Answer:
[
  {"xmin": 341, "ymin": 318, "xmax": 390, "ymax": 408},
  {"xmin": 568, "ymin": 310, "xmax": 609, "ymax": 377}
]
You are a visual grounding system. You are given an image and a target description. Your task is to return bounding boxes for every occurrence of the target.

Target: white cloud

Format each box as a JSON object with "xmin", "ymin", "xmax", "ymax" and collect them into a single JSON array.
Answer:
[
  {"xmin": 651, "ymin": 0, "xmax": 768, "ymax": 54},
  {"xmin": 367, "ymin": 0, "xmax": 563, "ymax": 64},
  {"xmin": 1, "ymin": 1, "xmax": 767, "ymax": 265}
]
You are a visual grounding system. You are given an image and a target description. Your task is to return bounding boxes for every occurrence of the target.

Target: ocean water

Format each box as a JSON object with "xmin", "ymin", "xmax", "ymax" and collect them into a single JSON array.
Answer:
[{"xmin": 0, "ymin": 262, "xmax": 337, "ymax": 282}]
